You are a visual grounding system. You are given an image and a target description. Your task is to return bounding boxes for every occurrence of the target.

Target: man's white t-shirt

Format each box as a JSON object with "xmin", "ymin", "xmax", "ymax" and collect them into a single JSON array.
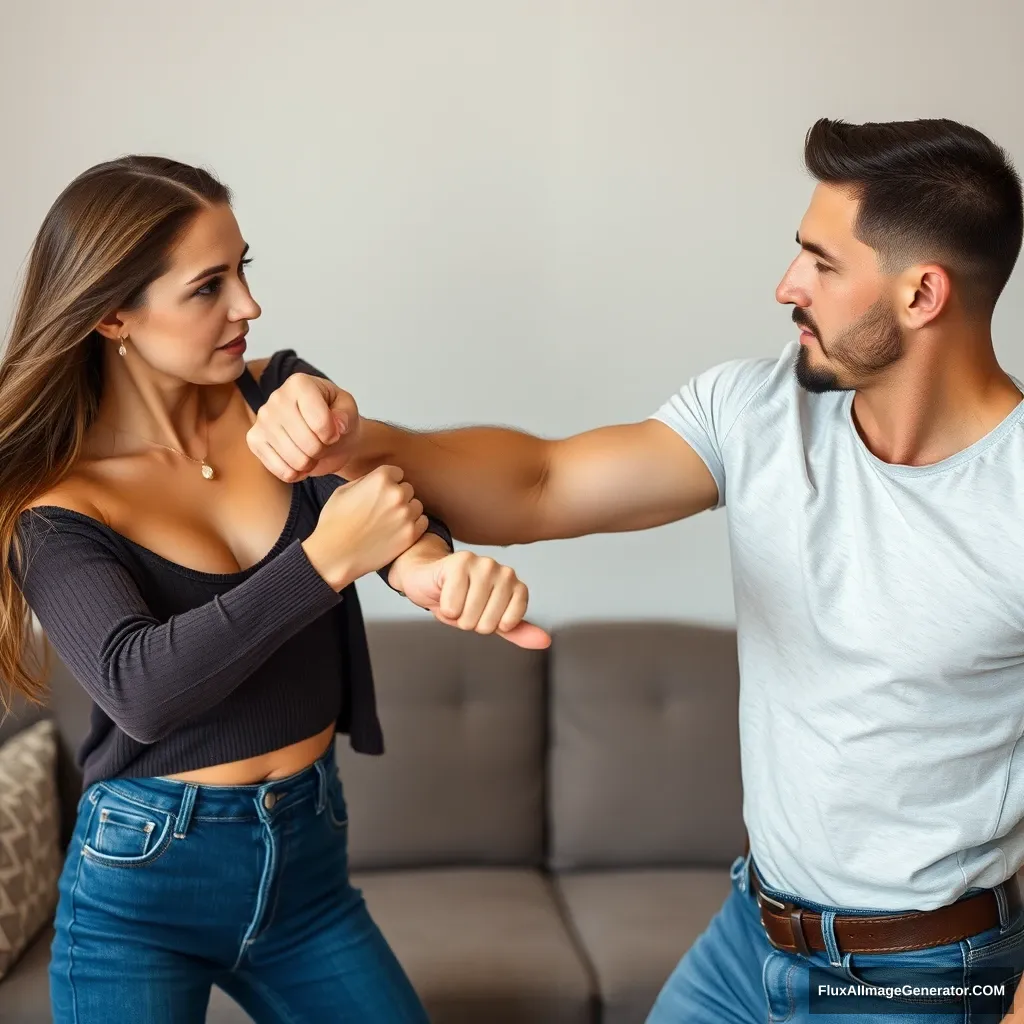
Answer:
[{"xmin": 652, "ymin": 341, "xmax": 1024, "ymax": 911}]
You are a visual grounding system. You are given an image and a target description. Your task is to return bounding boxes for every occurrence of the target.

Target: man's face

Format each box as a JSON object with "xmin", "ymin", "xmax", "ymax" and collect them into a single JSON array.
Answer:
[{"xmin": 776, "ymin": 183, "xmax": 904, "ymax": 393}]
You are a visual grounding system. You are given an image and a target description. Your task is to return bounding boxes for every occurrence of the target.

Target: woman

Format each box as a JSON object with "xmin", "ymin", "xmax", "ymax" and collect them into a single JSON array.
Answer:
[{"xmin": 0, "ymin": 155, "xmax": 548, "ymax": 1023}]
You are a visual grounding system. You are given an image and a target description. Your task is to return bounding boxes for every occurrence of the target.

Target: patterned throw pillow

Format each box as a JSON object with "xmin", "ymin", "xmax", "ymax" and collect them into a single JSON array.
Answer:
[{"xmin": 0, "ymin": 719, "xmax": 61, "ymax": 980}]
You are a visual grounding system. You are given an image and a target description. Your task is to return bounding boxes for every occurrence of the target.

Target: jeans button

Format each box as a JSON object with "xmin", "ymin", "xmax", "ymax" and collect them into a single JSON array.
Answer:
[{"xmin": 263, "ymin": 791, "xmax": 278, "ymax": 810}]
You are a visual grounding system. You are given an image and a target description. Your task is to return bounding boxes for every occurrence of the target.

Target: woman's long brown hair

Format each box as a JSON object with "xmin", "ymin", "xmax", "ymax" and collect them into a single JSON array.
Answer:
[{"xmin": 0, "ymin": 156, "xmax": 230, "ymax": 712}]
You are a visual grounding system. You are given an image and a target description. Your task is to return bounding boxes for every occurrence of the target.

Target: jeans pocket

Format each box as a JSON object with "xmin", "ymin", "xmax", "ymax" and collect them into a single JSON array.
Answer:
[
  {"xmin": 324, "ymin": 774, "xmax": 349, "ymax": 832},
  {"xmin": 837, "ymin": 949, "xmax": 966, "ymax": 1007},
  {"xmin": 762, "ymin": 949, "xmax": 799, "ymax": 1022},
  {"xmin": 82, "ymin": 787, "xmax": 172, "ymax": 868}
]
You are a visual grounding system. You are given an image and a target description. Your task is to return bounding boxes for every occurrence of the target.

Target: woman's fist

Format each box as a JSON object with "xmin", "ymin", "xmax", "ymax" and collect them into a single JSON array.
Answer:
[
  {"xmin": 302, "ymin": 466, "xmax": 427, "ymax": 589},
  {"xmin": 247, "ymin": 373, "xmax": 359, "ymax": 481}
]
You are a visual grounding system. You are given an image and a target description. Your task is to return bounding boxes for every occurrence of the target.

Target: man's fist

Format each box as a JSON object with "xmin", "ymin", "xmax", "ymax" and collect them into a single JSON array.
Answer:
[
  {"xmin": 246, "ymin": 373, "xmax": 359, "ymax": 481},
  {"xmin": 391, "ymin": 548, "xmax": 551, "ymax": 650}
]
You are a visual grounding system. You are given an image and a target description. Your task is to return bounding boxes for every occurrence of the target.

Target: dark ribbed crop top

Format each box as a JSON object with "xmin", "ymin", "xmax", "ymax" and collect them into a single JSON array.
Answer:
[{"xmin": 11, "ymin": 349, "xmax": 452, "ymax": 788}]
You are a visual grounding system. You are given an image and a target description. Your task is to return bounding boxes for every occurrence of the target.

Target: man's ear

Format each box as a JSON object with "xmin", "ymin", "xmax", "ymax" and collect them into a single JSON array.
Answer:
[{"xmin": 901, "ymin": 264, "xmax": 951, "ymax": 330}]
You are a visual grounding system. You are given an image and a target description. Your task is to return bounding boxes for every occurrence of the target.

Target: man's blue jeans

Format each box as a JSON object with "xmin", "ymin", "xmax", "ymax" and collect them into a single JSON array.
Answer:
[
  {"xmin": 647, "ymin": 851, "xmax": 1024, "ymax": 1023},
  {"xmin": 49, "ymin": 743, "xmax": 429, "ymax": 1023}
]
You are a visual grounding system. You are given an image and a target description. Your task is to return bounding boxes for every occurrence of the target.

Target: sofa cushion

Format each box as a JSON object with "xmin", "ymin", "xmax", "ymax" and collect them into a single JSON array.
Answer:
[
  {"xmin": 37, "ymin": 643, "xmax": 95, "ymax": 849},
  {"xmin": 206, "ymin": 985, "xmax": 255, "ymax": 1022},
  {"xmin": 0, "ymin": 698, "xmax": 46, "ymax": 749},
  {"xmin": 0, "ymin": 720, "xmax": 61, "ymax": 982},
  {"xmin": 2, "ymin": 634, "xmax": 95, "ymax": 849},
  {"xmin": 547, "ymin": 622, "xmax": 745, "ymax": 870},
  {"xmin": 338, "ymin": 621, "xmax": 547, "ymax": 869},
  {"xmin": 556, "ymin": 867, "xmax": 733, "ymax": 1024},
  {"xmin": 0, "ymin": 923, "xmax": 52, "ymax": 1024},
  {"xmin": 353, "ymin": 867, "xmax": 593, "ymax": 1024},
  {"xmin": 0, "ymin": 628, "xmax": 48, "ymax": 751}
]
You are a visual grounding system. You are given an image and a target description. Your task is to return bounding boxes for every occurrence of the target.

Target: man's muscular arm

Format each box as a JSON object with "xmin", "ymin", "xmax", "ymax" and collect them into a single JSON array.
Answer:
[{"xmin": 340, "ymin": 418, "xmax": 719, "ymax": 546}]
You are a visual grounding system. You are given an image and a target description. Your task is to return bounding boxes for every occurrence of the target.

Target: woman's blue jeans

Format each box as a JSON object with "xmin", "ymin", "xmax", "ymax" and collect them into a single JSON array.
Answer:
[
  {"xmin": 49, "ymin": 743, "xmax": 429, "ymax": 1023},
  {"xmin": 647, "ymin": 851, "xmax": 1024, "ymax": 1023}
]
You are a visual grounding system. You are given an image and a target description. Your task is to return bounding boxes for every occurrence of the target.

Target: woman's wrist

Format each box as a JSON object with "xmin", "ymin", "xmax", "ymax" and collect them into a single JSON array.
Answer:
[{"xmin": 300, "ymin": 533, "xmax": 357, "ymax": 593}]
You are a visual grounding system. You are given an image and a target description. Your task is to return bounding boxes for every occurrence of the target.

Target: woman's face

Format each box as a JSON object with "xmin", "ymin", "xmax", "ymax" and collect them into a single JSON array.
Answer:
[{"xmin": 114, "ymin": 203, "xmax": 261, "ymax": 382}]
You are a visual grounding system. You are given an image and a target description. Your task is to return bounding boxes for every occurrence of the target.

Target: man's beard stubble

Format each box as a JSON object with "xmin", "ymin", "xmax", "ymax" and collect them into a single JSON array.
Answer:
[{"xmin": 793, "ymin": 299, "xmax": 904, "ymax": 394}]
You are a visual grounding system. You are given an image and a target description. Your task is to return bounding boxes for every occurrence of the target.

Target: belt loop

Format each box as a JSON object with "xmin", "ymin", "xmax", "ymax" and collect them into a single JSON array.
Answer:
[
  {"xmin": 173, "ymin": 783, "xmax": 198, "ymax": 839},
  {"xmin": 994, "ymin": 882, "xmax": 1011, "ymax": 933},
  {"xmin": 820, "ymin": 909, "xmax": 842, "ymax": 967},
  {"xmin": 730, "ymin": 849, "xmax": 752, "ymax": 895},
  {"xmin": 313, "ymin": 757, "xmax": 328, "ymax": 815}
]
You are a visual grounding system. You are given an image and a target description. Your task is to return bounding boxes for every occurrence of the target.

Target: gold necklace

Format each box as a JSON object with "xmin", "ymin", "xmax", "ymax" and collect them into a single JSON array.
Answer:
[{"xmin": 101, "ymin": 402, "xmax": 216, "ymax": 480}]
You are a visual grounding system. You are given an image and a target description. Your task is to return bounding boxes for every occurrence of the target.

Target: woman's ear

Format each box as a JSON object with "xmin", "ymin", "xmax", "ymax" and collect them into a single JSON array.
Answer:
[{"xmin": 93, "ymin": 313, "xmax": 126, "ymax": 342}]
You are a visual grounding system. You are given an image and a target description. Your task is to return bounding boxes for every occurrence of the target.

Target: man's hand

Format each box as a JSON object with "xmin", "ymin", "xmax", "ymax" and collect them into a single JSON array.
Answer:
[
  {"xmin": 246, "ymin": 372, "xmax": 360, "ymax": 481},
  {"xmin": 388, "ymin": 540, "xmax": 550, "ymax": 649}
]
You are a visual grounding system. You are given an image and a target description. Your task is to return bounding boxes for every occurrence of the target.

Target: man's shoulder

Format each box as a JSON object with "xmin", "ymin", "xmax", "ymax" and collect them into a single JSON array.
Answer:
[
  {"xmin": 667, "ymin": 342, "xmax": 799, "ymax": 425},
  {"xmin": 714, "ymin": 342, "xmax": 798, "ymax": 394}
]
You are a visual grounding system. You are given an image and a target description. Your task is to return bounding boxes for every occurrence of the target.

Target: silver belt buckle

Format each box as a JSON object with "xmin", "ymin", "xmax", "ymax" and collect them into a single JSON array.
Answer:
[
  {"xmin": 756, "ymin": 889, "xmax": 788, "ymax": 912},
  {"xmin": 756, "ymin": 888, "xmax": 813, "ymax": 956}
]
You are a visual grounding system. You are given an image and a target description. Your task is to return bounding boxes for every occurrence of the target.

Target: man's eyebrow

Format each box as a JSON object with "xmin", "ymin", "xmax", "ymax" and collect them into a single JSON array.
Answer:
[
  {"xmin": 796, "ymin": 231, "xmax": 842, "ymax": 268},
  {"xmin": 185, "ymin": 243, "xmax": 250, "ymax": 285}
]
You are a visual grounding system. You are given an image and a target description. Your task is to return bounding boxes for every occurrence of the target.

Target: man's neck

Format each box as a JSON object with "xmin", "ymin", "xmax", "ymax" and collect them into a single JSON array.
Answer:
[{"xmin": 850, "ymin": 334, "xmax": 1021, "ymax": 467}]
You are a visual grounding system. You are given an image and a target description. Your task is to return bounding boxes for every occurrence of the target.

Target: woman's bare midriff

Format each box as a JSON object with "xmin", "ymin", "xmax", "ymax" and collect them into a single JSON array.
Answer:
[{"xmin": 162, "ymin": 722, "xmax": 337, "ymax": 785}]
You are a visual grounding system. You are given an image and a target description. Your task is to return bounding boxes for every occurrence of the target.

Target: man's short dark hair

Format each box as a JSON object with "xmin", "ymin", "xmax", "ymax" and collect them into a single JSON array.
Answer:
[{"xmin": 805, "ymin": 118, "xmax": 1023, "ymax": 314}]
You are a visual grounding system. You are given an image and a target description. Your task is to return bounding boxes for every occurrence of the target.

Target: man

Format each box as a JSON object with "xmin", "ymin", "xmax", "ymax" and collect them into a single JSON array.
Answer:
[{"xmin": 248, "ymin": 118, "xmax": 1024, "ymax": 1021}]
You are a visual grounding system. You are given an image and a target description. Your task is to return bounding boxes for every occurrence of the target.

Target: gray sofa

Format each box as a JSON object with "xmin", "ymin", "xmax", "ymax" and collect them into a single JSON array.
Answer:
[{"xmin": 0, "ymin": 619, "xmax": 745, "ymax": 1023}]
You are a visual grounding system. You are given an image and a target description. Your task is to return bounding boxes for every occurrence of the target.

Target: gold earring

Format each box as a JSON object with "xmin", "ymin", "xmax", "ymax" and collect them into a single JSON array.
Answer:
[{"xmin": 118, "ymin": 334, "xmax": 128, "ymax": 357}]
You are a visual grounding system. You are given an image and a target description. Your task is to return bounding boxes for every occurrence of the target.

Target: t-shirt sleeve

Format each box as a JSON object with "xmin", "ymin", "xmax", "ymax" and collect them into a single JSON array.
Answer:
[
  {"xmin": 261, "ymin": 349, "xmax": 455, "ymax": 585},
  {"xmin": 649, "ymin": 356, "xmax": 776, "ymax": 509},
  {"xmin": 12, "ymin": 510, "xmax": 343, "ymax": 745}
]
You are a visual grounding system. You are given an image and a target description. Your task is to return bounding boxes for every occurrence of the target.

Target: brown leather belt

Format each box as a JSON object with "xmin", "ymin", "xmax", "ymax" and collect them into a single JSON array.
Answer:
[{"xmin": 750, "ymin": 861, "xmax": 1021, "ymax": 956}]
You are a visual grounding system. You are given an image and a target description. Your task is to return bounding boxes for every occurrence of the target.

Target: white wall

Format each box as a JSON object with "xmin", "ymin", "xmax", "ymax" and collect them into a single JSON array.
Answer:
[{"xmin": 2, "ymin": 1, "xmax": 1023, "ymax": 628}]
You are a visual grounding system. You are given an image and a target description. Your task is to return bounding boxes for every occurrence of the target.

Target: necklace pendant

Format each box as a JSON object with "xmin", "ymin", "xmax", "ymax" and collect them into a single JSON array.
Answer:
[{"xmin": 201, "ymin": 462, "xmax": 215, "ymax": 480}]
